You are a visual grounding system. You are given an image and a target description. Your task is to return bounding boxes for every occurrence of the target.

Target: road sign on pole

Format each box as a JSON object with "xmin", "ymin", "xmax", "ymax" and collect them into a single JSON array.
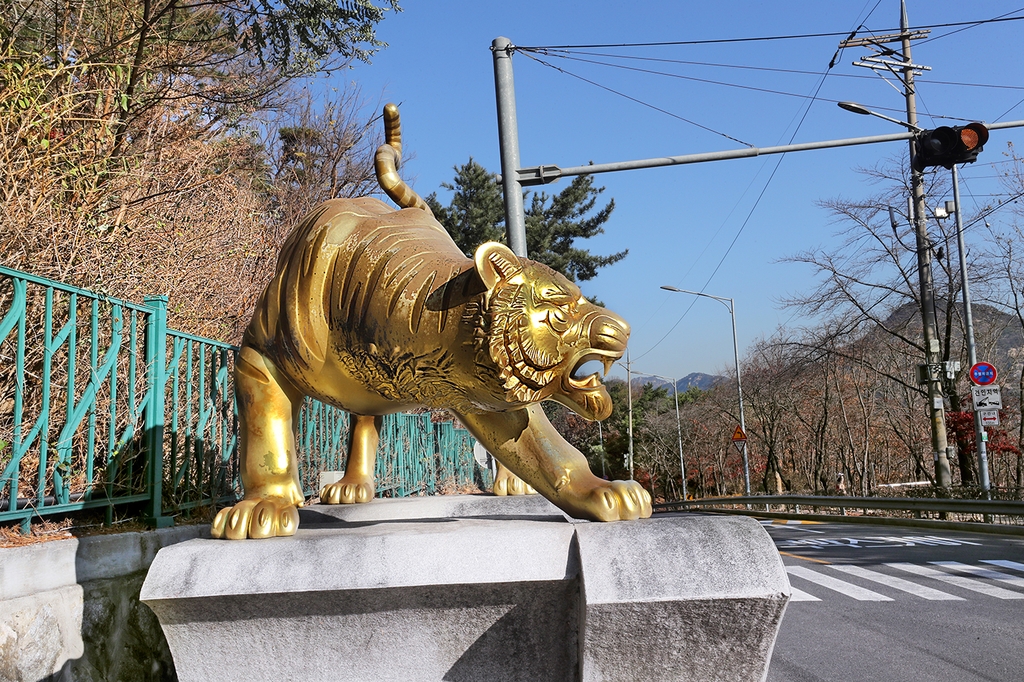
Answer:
[
  {"xmin": 731, "ymin": 425, "xmax": 747, "ymax": 454},
  {"xmin": 972, "ymin": 385, "xmax": 1002, "ymax": 411},
  {"xmin": 980, "ymin": 410, "xmax": 1000, "ymax": 427},
  {"xmin": 969, "ymin": 362, "xmax": 997, "ymax": 386}
]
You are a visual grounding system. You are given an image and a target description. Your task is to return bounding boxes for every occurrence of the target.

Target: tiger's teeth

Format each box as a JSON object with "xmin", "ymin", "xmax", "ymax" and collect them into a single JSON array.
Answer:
[{"xmin": 602, "ymin": 358, "xmax": 613, "ymax": 376}]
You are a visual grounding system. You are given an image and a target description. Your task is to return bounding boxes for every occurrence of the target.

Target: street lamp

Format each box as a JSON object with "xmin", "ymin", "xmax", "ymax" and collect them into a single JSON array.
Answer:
[
  {"xmin": 660, "ymin": 286, "xmax": 750, "ymax": 495},
  {"xmin": 837, "ymin": 101, "xmax": 922, "ymax": 132},
  {"xmin": 639, "ymin": 371, "xmax": 687, "ymax": 501}
]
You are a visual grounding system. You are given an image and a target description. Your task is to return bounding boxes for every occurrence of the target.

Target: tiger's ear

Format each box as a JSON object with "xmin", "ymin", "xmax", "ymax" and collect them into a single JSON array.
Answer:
[{"xmin": 474, "ymin": 242, "xmax": 523, "ymax": 290}]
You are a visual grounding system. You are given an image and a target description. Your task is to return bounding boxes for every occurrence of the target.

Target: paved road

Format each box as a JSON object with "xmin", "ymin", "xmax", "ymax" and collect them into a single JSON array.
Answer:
[{"xmin": 764, "ymin": 519, "xmax": 1024, "ymax": 682}]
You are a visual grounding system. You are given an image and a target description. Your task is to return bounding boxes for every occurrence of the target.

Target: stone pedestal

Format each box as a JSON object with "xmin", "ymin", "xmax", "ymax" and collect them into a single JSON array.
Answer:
[{"xmin": 141, "ymin": 496, "xmax": 789, "ymax": 681}]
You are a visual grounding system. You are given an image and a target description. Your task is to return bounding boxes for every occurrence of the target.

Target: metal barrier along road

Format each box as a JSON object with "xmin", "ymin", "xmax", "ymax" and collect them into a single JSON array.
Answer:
[
  {"xmin": 657, "ymin": 494, "xmax": 1024, "ymax": 518},
  {"xmin": 0, "ymin": 265, "xmax": 480, "ymax": 532}
]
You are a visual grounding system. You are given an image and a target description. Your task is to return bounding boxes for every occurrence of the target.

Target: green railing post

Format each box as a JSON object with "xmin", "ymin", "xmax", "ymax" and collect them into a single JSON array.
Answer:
[{"xmin": 144, "ymin": 295, "xmax": 173, "ymax": 528}]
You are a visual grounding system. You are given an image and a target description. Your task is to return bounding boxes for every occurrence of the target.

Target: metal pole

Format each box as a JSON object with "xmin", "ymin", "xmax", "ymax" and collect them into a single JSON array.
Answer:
[
  {"xmin": 660, "ymin": 285, "xmax": 750, "ymax": 493},
  {"xmin": 730, "ymin": 298, "xmax": 751, "ymax": 495},
  {"xmin": 901, "ymin": 1, "xmax": 952, "ymax": 488},
  {"xmin": 626, "ymin": 350, "xmax": 634, "ymax": 480},
  {"xmin": 673, "ymin": 378, "xmax": 687, "ymax": 500},
  {"xmin": 952, "ymin": 164, "xmax": 991, "ymax": 496},
  {"xmin": 491, "ymin": 37, "xmax": 528, "ymax": 256},
  {"xmin": 513, "ymin": 123, "xmax": 1024, "ymax": 186}
]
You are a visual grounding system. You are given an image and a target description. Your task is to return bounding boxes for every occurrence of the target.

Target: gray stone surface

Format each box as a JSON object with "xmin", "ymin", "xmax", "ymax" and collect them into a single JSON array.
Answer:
[
  {"xmin": 0, "ymin": 524, "xmax": 206, "ymax": 681},
  {"xmin": 575, "ymin": 516, "xmax": 789, "ymax": 682},
  {"xmin": 300, "ymin": 492, "xmax": 565, "ymax": 524},
  {"xmin": 143, "ymin": 498, "xmax": 790, "ymax": 682}
]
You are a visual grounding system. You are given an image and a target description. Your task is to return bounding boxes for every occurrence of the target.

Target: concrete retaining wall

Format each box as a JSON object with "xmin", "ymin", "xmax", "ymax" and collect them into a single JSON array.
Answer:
[{"xmin": 0, "ymin": 525, "xmax": 206, "ymax": 682}]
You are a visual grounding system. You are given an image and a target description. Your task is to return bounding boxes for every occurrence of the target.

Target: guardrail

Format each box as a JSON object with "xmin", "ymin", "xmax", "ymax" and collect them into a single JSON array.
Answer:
[
  {"xmin": 1, "ymin": 265, "xmax": 480, "ymax": 532},
  {"xmin": 656, "ymin": 494, "xmax": 1024, "ymax": 518}
]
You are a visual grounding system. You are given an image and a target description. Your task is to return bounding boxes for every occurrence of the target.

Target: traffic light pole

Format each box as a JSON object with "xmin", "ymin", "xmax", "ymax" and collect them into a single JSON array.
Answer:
[
  {"xmin": 952, "ymin": 164, "xmax": 992, "ymax": 496},
  {"xmin": 900, "ymin": 2, "xmax": 952, "ymax": 489}
]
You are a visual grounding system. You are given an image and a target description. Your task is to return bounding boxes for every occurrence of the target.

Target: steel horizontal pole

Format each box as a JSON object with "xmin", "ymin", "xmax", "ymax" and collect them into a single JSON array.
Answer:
[{"xmin": 515, "ymin": 119, "xmax": 1024, "ymax": 186}]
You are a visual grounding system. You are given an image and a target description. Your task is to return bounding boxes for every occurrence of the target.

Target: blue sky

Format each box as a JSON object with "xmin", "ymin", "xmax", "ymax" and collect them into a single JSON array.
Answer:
[{"xmin": 336, "ymin": 1, "xmax": 1024, "ymax": 382}]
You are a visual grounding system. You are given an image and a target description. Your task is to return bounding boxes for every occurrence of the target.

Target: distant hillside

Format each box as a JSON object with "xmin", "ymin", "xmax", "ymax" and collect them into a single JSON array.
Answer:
[
  {"xmin": 632, "ymin": 372, "xmax": 724, "ymax": 393},
  {"xmin": 872, "ymin": 299, "xmax": 1024, "ymax": 372}
]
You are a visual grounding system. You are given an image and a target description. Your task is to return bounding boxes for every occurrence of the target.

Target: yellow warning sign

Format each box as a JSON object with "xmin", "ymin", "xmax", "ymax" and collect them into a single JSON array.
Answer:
[{"xmin": 731, "ymin": 425, "xmax": 747, "ymax": 442}]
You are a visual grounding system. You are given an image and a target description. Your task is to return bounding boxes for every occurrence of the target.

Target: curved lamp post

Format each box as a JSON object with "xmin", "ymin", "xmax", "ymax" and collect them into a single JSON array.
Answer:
[{"xmin": 661, "ymin": 286, "xmax": 750, "ymax": 495}]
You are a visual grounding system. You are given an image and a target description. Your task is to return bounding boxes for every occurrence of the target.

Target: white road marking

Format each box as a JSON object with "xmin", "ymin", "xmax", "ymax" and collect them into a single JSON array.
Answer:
[
  {"xmin": 829, "ymin": 564, "xmax": 962, "ymax": 600},
  {"xmin": 886, "ymin": 563, "xmax": 1024, "ymax": 599},
  {"xmin": 930, "ymin": 561, "xmax": 1024, "ymax": 590},
  {"xmin": 786, "ymin": 565, "xmax": 893, "ymax": 601},
  {"xmin": 982, "ymin": 559, "xmax": 1024, "ymax": 573},
  {"xmin": 788, "ymin": 586, "xmax": 821, "ymax": 602}
]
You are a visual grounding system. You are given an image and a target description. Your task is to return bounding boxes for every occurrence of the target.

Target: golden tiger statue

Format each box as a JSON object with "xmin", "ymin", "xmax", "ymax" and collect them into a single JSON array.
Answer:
[{"xmin": 211, "ymin": 103, "xmax": 652, "ymax": 539}]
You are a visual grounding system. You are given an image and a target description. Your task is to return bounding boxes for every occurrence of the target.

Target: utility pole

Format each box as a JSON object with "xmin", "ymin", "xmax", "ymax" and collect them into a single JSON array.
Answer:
[
  {"xmin": 901, "ymin": 2, "xmax": 952, "ymax": 489},
  {"xmin": 840, "ymin": 1, "xmax": 951, "ymax": 488}
]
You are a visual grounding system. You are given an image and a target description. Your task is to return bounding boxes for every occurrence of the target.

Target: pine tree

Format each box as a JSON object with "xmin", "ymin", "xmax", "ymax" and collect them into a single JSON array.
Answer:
[
  {"xmin": 426, "ymin": 158, "xmax": 505, "ymax": 253},
  {"xmin": 427, "ymin": 158, "xmax": 627, "ymax": 283}
]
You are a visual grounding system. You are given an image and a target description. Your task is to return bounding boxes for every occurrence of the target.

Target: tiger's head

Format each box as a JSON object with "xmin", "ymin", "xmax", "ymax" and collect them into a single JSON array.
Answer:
[{"xmin": 473, "ymin": 242, "xmax": 629, "ymax": 421}]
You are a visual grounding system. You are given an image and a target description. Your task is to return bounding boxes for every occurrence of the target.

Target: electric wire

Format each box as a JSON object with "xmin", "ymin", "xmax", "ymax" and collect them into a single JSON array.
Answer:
[
  {"xmin": 526, "ymin": 51, "xmax": 1024, "ymax": 94},
  {"xmin": 994, "ymin": 97, "xmax": 1024, "ymax": 123},
  {"xmin": 527, "ymin": 51, "xmax": 978, "ymax": 121},
  {"xmin": 633, "ymin": 70, "xmax": 834, "ymax": 362},
  {"xmin": 516, "ymin": 15, "xmax": 1024, "ymax": 51},
  {"xmin": 517, "ymin": 51, "xmax": 752, "ymax": 146},
  {"xmin": 913, "ymin": 6, "xmax": 1024, "ymax": 47}
]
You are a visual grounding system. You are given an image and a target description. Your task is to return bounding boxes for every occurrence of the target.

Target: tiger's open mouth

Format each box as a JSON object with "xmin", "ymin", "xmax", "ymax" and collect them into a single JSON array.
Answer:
[{"xmin": 558, "ymin": 349, "xmax": 623, "ymax": 420}]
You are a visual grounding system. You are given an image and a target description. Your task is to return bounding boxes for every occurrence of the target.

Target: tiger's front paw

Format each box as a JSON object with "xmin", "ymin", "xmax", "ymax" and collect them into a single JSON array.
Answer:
[
  {"xmin": 553, "ymin": 476, "xmax": 652, "ymax": 522},
  {"xmin": 211, "ymin": 498, "xmax": 299, "ymax": 540}
]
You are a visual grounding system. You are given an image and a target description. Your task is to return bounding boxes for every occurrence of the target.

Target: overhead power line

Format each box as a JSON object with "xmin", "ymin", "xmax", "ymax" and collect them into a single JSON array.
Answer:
[
  {"xmin": 528, "ymin": 50, "xmax": 1024, "ymax": 93},
  {"xmin": 517, "ymin": 14, "xmax": 1024, "ymax": 51},
  {"xmin": 528, "ymin": 52, "xmax": 982, "ymax": 121}
]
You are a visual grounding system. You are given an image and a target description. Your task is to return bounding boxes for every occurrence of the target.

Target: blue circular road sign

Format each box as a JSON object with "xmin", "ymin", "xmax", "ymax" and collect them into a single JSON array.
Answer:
[{"xmin": 970, "ymin": 362, "xmax": 997, "ymax": 386}]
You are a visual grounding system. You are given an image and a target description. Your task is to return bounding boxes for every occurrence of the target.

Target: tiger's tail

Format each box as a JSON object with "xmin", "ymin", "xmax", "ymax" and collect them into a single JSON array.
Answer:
[{"xmin": 375, "ymin": 103, "xmax": 431, "ymax": 213}]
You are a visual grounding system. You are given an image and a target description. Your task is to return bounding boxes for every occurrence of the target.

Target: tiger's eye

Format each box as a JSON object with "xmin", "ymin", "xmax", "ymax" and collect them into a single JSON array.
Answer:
[{"xmin": 548, "ymin": 308, "xmax": 570, "ymax": 332}]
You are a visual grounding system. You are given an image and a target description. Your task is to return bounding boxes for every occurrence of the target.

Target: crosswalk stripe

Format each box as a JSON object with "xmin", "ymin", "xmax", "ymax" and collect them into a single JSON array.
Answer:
[
  {"xmin": 982, "ymin": 559, "xmax": 1024, "ymax": 573},
  {"xmin": 829, "ymin": 564, "xmax": 963, "ymax": 600},
  {"xmin": 788, "ymin": 586, "xmax": 821, "ymax": 602},
  {"xmin": 886, "ymin": 563, "xmax": 1024, "ymax": 599},
  {"xmin": 930, "ymin": 561, "xmax": 1024, "ymax": 589},
  {"xmin": 786, "ymin": 565, "xmax": 893, "ymax": 601}
]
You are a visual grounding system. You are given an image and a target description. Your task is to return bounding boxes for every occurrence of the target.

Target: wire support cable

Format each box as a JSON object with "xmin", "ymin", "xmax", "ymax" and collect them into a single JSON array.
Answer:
[{"xmin": 518, "ymin": 51, "xmax": 752, "ymax": 147}]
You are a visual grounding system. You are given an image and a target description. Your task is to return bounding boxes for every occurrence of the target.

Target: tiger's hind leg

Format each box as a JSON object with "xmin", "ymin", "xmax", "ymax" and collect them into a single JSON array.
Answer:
[
  {"xmin": 211, "ymin": 346, "xmax": 304, "ymax": 540},
  {"xmin": 321, "ymin": 414, "xmax": 382, "ymax": 504}
]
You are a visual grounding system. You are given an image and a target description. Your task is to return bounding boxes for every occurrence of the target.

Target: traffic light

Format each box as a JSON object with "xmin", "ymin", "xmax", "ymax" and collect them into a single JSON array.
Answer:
[{"xmin": 912, "ymin": 122, "xmax": 989, "ymax": 171}]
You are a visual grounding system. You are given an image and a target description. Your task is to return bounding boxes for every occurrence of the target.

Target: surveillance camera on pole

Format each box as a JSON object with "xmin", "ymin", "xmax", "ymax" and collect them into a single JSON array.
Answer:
[{"xmin": 912, "ymin": 123, "xmax": 989, "ymax": 171}]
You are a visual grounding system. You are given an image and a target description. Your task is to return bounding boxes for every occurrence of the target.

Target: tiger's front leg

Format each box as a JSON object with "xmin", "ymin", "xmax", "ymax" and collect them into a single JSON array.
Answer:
[
  {"xmin": 211, "ymin": 347, "xmax": 304, "ymax": 540},
  {"xmin": 320, "ymin": 414, "xmax": 382, "ymax": 504},
  {"xmin": 457, "ymin": 404, "xmax": 651, "ymax": 521}
]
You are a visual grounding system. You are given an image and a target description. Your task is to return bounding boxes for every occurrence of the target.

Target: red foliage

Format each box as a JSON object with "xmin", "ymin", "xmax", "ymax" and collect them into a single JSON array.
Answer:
[{"xmin": 945, "ymin": 411, "xmax": 1020, "ymax": 459}]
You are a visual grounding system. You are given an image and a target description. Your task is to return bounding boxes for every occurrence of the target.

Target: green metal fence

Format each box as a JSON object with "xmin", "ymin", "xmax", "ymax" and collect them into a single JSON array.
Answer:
[{"xmin": 0, "ymin": 265, "xmax": 481, "ymax": 532}]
